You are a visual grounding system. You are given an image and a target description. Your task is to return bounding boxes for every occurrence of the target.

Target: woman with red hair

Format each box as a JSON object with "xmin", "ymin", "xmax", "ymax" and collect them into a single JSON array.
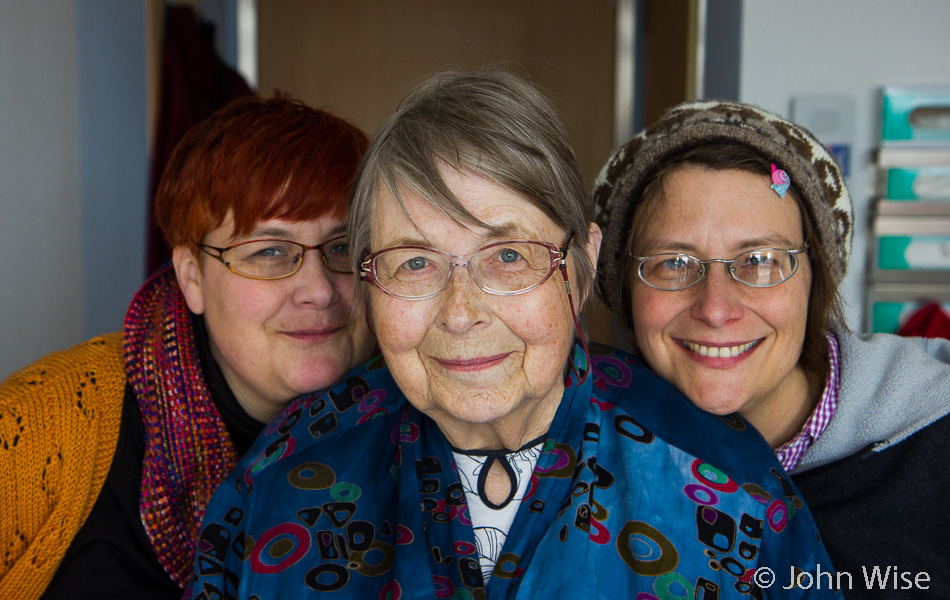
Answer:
[{"xmin": 0, "ymin": 94, "xmax": 376, "ymax": 599}]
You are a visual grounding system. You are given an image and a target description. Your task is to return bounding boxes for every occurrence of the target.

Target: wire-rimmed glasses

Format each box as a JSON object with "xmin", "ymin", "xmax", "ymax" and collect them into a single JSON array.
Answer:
[
  {"xmin": 196, "ymin": 235, "xmax": 352, "ymax": 280},
  {"xmin": 360, "ymin": 234, "xmax": 574, "ymax": 301},
  {"xmin": 634, "ymin": 245, "xmax": 808, "ymax": 291}
]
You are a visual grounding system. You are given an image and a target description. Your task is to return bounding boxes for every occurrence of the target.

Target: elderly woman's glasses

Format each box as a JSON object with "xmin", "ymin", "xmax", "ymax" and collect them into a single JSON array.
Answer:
[
  {"xmin": 361, "ymin": 234, "xmax": 573, "ymax": 300},
  {"xmin": 635, "ymin": 245, "xmax": 808, "ymax": 291},
  {"xmin": 197, "ymin": 236, "xmax": 352, "ymax": 280}
]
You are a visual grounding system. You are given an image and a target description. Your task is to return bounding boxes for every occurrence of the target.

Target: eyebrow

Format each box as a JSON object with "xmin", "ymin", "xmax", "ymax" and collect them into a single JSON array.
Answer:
[
  {"xmin": 643, "ymin": 234, "xmax": 802, "ymax": 256},
  {"xmin": 242, "ymin": 222, "xmax": 347, "ymax": 242},
  {"xmin": 245, "ymin": 226, "xmax": 294, "ymax": 239},
  {"xmin": 377, "ymin": 222, "xmax": 524, "ymax": 251}
]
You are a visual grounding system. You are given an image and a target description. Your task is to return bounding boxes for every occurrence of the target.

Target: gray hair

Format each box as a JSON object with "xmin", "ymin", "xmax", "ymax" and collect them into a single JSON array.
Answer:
[{"xmin": 348, "ymin": 68, "xmax": 595, "ymax": 308}]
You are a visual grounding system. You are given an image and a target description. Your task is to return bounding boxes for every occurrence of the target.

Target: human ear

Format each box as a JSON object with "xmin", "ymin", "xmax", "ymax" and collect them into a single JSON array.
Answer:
[
  {"xmin": 580, "ymin": 222, "xmax": 603, "ymax": 304},
  {"xmin": 172, "ymin": 246, "xmax": 206, "ymax": 315}
]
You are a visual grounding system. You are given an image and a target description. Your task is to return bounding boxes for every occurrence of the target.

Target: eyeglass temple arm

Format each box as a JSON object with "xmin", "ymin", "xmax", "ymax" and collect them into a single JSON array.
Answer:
[
  {"xmin": 558, "ymin": 232, "xmax": 574, "ymax": 293},
  {"xmin": 556, "ymin": 234, "xmax": 589, "ymax": 383},
  {"xmin": 358, "ymin": 247, "xmax": 373, "ymax": 281},
  {"xmin": 196, "ymin": 243, "xmax": 230, "ymax": 266}
]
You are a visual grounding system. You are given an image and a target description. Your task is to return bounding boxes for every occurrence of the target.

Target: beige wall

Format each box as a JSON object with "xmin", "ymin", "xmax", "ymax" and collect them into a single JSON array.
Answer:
[
  {"xmin": 257, "ymin": 0, "xmax": 616, "ymax": 189},
  {"xmin": 257, "ymin": 0, "xmax": 625, "ymax": 347}
]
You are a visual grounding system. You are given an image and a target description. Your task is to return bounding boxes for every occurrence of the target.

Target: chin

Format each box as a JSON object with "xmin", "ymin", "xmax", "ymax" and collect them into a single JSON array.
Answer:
[
  {"xmin": 450, "ymin": 393, "xmax": 518, "ymax": 425},
  {"xmin": 289, "ymin": 360, "xmax": 353, "ymax": 394},
  {"xmin": 695, "ymin": 402, "xmax": 741, "ymax": 416},
  {"xmin": 681, "ymin": 386, "xmax": 748, "ymax": 417}
]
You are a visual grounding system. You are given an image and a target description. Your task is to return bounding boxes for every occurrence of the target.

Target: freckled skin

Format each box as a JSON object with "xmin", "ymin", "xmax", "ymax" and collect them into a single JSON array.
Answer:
[
  {"xmin": 629, "ymin": 167, "xmax": 814, "ymax": 446},
  {"xmin": 367, "ymin": 166, "xmax": 601, "ymax": 451}
]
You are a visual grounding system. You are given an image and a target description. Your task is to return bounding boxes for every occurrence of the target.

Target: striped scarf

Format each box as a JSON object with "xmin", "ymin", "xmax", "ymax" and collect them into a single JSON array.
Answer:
[{"xmin": 123, "ymin": 265, "xmax": 237, "ymax": 587}]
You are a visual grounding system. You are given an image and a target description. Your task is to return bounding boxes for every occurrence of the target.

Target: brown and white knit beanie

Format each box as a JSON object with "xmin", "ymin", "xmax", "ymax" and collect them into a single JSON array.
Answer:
[{"xmin": 591, "ymin": 99, "xmax": 854, "ymax": 318}]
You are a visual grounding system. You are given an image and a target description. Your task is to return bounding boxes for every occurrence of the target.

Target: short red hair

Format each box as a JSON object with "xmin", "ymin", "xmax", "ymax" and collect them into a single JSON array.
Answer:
[{"xmin": 155, "ymin": 93, "xmax": 368, "ymax": 249}]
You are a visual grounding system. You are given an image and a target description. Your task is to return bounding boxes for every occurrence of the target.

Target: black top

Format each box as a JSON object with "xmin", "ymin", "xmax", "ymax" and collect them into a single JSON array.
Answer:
[
  {"xmin": 792, "ymin": 414, "xmax": 950, "ymax": 599},
  {"xmin": 41, "ymin": 317, "xmax": 265, "ymax": 599}
]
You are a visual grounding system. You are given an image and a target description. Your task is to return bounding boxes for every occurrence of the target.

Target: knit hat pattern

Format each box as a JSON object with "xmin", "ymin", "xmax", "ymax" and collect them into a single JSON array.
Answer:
[{"xmin": 591, "ymin": 100, "xmax": 853, "ymax": 317}]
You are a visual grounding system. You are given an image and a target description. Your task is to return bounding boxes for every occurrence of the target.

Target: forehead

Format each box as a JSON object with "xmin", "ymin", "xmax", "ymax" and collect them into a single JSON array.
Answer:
[
  {"xmin": 644, "ymin": 166, "xmax": 803, "ymax": 247},
  {"xmin": 370, "ymin": 167, "xmax": 562, "ymax": 250},
  {"xmin": 206, "ymin": 213, "xmax": 347, "ymax": 243}
]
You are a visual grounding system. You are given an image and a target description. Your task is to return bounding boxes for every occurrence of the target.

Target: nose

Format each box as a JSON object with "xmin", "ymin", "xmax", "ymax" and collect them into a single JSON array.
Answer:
[
  {"xmin": 438, "ymin": 264, "xmax": 491, "ymax": 334},
  {"xmin": 689, "ymin": 263, "xmax": 744, "ymax": 327},
  {"xmin": 290, "ymin": 250, "xmax": 340, "ymax": 309}
]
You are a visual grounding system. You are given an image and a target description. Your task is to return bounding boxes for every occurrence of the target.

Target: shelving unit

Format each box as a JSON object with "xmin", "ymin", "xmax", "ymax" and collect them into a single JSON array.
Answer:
[{"xmin": 866, "ymin": 148, "xmax": 950, "ymax": 333}]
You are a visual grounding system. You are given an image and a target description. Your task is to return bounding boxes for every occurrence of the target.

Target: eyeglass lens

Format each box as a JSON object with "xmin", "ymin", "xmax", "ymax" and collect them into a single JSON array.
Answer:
[
  {"xmin": 639, "ymin": 249, "xmax": 798, "ymax": 290},
  {"xmin": 222, "ymin": 238, "xmax": 351, "ymax": 278},
  {"xmin": 371, "ymin": 242, "xmax": 557, "ymax": 298}
]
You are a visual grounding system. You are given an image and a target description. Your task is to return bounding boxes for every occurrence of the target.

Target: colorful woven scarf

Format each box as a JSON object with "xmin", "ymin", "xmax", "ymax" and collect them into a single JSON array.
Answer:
[{"xmin": 123, "ymin": 265, "xmax": 237, "ymax": 587}]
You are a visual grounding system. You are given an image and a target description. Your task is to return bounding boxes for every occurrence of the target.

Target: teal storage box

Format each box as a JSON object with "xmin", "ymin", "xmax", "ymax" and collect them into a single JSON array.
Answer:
[
  {"xmin": 886, "ymin": 167, "xmax": 950, "ymax": 200},
  {"xmin": 882, "ymin": 85, "xmax": 950, "ymax": 145},
  {"xmin": 870, "ymin": 300, "xmax": 950, "ymax": 333},
  {"xmin": 878, "ymin": 235, "xmax": 950, "ymax": 270}
]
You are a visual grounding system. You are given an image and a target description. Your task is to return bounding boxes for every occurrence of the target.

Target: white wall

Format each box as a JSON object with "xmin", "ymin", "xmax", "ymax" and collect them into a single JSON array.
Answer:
[
  {"xmin": 0, "ymin": 1, "xmax": 148, "ymax": 380},
  {"xmin": 0, "ymin": 3, "xmax": 83, "ymax": 379},
  {"xmin": 739, "ymin": 0, "xmax": 950, "ymax": 331},
  {"xmin": 76, "ymin": 1, "xmax": 148, "ymax": 348}
]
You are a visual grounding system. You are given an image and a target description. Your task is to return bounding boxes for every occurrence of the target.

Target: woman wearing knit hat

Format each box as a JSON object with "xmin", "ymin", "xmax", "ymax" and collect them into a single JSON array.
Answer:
[
  {"xmin": 594, "ymin": 100, "xmax": 950, "ymax": 594},
  {"xmin": 0, "ymin": 94, "xmax": 376, "ymax": 599}
]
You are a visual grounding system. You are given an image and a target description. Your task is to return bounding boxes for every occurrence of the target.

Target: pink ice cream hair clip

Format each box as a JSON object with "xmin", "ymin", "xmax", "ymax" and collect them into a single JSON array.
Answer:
[{"xmin": 770, "ymin": 164, "xmax": 790, "ymax": 198}]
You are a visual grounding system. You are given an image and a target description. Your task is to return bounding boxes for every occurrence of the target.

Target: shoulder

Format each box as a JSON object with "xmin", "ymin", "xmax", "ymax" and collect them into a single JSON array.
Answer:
[
  {"xmin": 233, "ymin": 355, "xmax": 406, "ymax": 488},
  {"xmin": 800, "ymin": 330, "xmax": 950, "ymax": 469},
  {"xmin": 586, "ymin": 342, "xmax": 784, "ymax": 484},
  {"xmin": 0, "ymin": 334, "xmax": 125, "ymax": 593},
  {"xmin": 583, "ymin": 345, "xmax": 830, "ymax": 582},
  {"xmin": 839, "ymin": 328, "xmax": 950, "ymax": 365},
  {"xmin": 838, "ymin": 329, "xmax": 950, "ymax": 384},
  {"xmin": 1, "ymin": 332, "xmax": 126, "ymax": 414},
  {"xmin": 0, "ymin": 331, "xmax": 125, "ymax": 449},
  {"xmin": 838, "ymin": 329, "xmax": 950, "ymax": 418}
]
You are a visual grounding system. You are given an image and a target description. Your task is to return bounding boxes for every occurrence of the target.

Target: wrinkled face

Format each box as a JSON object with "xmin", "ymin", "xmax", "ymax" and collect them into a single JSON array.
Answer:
[
  {"xmin": 629, "ymin": 166, "xmax": 811, "ymax": 428},
  {"xmin": 367, "ymin": 166, "xmax": 599, "ymax": 448},
  {"xmin": 176, "ymin": 214, "xmax": 376, "ymax": 423}
]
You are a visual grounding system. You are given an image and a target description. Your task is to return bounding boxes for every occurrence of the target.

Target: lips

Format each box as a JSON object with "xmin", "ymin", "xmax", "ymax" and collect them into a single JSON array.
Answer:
[
  {"xmin": 282, "ymin": 325, "xmax": 344, "ymax": 341},
  {"xmin": 435, "ymin": 352, "xmax": 512, "ymax": 372},
  {"xmin": 681, "ymin": 339, "xmax": 759, "ymax": 359}
]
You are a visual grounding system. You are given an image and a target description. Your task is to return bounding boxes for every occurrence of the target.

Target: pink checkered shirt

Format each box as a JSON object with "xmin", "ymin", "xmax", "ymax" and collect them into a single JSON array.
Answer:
[{"xmin": 774, "ymin": 332, "xmax": 840, "ymax": 472}]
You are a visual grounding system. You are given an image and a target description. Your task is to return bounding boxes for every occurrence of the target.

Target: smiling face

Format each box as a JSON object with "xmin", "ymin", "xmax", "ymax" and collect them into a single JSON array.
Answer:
[
  {"xmin": 367, "ymin": 166, "xmax": 600, "ymax": 450},
  {"xmin": 174, "ymin": 214, "xmax": 376, "ymax": 423},
  {"xmin": 628, "ymin": 166, "xmax": 813, "ymax": 445}
]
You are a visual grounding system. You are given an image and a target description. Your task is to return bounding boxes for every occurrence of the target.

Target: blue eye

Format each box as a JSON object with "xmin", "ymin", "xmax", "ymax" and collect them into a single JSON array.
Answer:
[
  {"xmin": 498, "ymin": 248, "xmax": 522, "ymax": 263},
  {"xmin": 251, "ymin": 246, "xmax": 289, "ymax": 259},
  {"xmin": 662, "ymin": 256, "xmax": 690, "ymax": 270},
  {"xmin": 327, "ymin": 240, "xmax": 349, "ymax": 255},
  {"xmin": 746, "ymin": 252, "xmax": 775, "ymax": 266},
  {"xmin": 403, "ymin": 257, "xmax": 428, "ymax": 270}
]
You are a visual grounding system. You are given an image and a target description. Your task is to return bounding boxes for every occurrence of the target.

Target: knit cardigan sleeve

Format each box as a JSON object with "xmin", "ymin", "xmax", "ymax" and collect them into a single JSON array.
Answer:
[{"xmin": 0, "ymin": 333, "xmax": 125, "ymax": 600}]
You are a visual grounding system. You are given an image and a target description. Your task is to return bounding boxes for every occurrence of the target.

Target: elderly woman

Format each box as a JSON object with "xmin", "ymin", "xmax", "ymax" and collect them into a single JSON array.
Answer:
[
  {"xmin": 187, "ymin": 73, "xmax": 838, "ymax": 599},
  {"xmin": 0, "ymin": 94, "xmax": 375, "ymax": 599},
  {"xmin": 594, "ymin": 100, "xmax": 950, "ymax": 595}
]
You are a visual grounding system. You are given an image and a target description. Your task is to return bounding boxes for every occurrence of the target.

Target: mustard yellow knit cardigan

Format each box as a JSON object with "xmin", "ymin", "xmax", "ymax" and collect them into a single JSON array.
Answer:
[{"xmin": 0, "ymin": 333, "xmax": 125, "ymax": 599}]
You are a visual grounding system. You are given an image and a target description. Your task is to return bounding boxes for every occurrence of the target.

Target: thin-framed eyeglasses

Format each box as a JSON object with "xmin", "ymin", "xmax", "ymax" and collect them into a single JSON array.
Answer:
[
  {"xmin": 360, "ymin": 233, "xmax": 574, "ymax": 301},
  {"xmin": 196, "ymin": 235, "xmax": 352, "ymax": 280},
  {"xmin": 634, "ymin": 245, "xmax": 808, "ymax": 291}
]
